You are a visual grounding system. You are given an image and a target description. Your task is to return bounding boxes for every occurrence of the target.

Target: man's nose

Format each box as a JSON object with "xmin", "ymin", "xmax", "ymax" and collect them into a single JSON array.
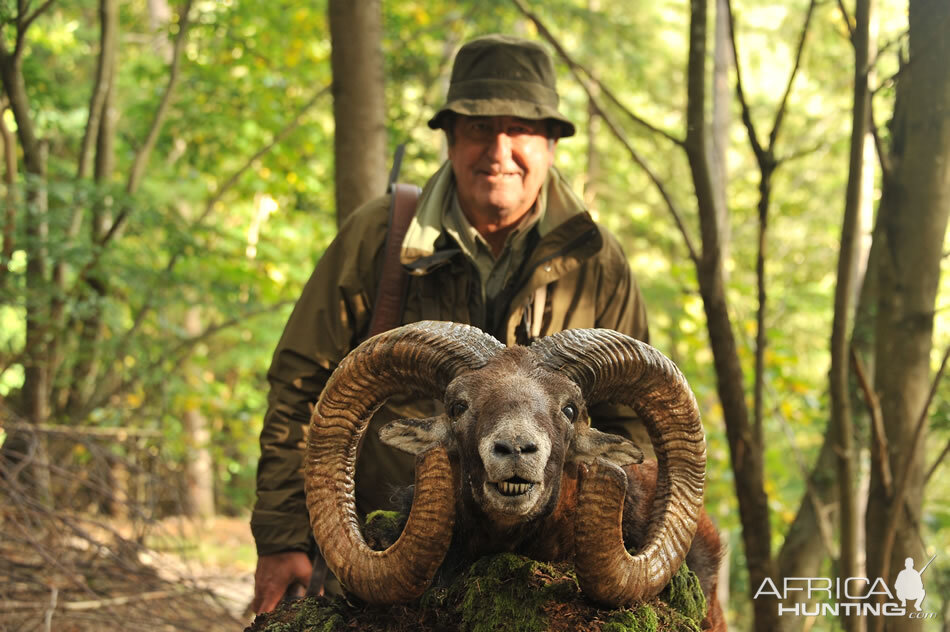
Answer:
[{"xmin": 486, "ymin": 131, "xmax": 512, "ymax": 161}]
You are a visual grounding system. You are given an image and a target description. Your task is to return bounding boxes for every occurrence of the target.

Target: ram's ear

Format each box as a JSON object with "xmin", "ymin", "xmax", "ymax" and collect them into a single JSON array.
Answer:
[
  {"xmin": 379, "ymin": 416, "xmax": 454, "ymax": 456},
  {"xmin": 569, "ymin": 426, "xmax": 644, "ymax": 467}
]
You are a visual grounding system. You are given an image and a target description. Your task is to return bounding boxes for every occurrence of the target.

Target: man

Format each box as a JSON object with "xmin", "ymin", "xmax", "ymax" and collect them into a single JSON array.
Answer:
[{"xmin": 251, "ymin": 34, "xmax": 650, "ymax": 613}]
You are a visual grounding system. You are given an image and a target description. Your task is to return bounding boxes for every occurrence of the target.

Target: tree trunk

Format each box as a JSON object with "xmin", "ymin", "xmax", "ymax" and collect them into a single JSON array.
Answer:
[
  {"xmin": 62, "ymin": 0, "xmax": 119, "ymax": 414},
  {"xmin": 20, "ymin": 141, "xmax": 53, "ymax": 507},
  {"xmin": 866, "ymin": 1, "xmax": 950, "ymax": 631},
  {"xmin": 0, "ymin": 12, "xmax": 53, "ymax": 504},
  {"xmin": 328, "ymin": 0, "xmax": 386, "ymax": 227},
  {"xmin": 0, "ymin": 103, "xmax": 15, "ymax": 288},
  {"xmin": 684, "ymin": 1, "xmax": 780, "ymax": 630},
  {"xmin": 710, "ymin": 0, "xmax": 732, "ymax": 268},
  {"xmin": 182, "ymin": 306, "xmax": 215, "ymax": 519},
  {"xmin": 830, "ymin": 0, "xmax": 872, "ymax": 629}
]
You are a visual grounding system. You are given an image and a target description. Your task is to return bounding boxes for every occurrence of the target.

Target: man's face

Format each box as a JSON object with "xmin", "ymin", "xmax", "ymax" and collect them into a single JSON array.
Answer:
[{"xmin": 448, "ymin": 115, "xmax": 556, "ymax": 227}]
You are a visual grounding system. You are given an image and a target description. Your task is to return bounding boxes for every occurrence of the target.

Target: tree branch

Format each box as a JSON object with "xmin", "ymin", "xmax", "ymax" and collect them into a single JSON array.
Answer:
[
  {"xmin": 17, "ymin": 0, "xmax": 56, "ymax": 50},
  {"xmin": 101, "ymin": 0, "xmax": 194, "ymax": 246},
  {"xmin": 76, "ymin": 0, "xmax": 118, "ymax": 182},
  {"xmin": 202, "ymin": 84, "xmax": 331, "ymax": 222},
  {"xmin": 836, "ymin": 0, "xmax": 855, "ymax": 43},
  {"xmin": 3, "ymin": 421, "xmax": 162, "ymax": 438},
  {"xmin": 777, "ymin": 138, "xmax": 832, "ymax": 164},
  {"xmin": 65, "ymin": 82, "xmax": 330, "ymax": 402},
  {"xmin": 723, "ymin": 0, "xmax": 766, "ymax": 162},
  {"xmin": 75, "ymin": 301, "xmax": 293, "ymax": 421},
  {"xmin": 0, "ymin": 30, "xmax": 41, "ymax": 175},
  {"xmin": 852, "ymin": 347, "xmax": 891, "ymax": 494},
  {"xmin": 773, "ymin": 390, "xmax": 837, "ymax": 557},
  {"xmin": 511, "ymin": 0, "xmax": 682, "ymax": 148},
  {"xmin": 925, "ymin": 439, "xmax": 950, "ymax": 486},
  {"xmin": 897, "ymin": 343, "xmax": 950, "ymax": 493},
  {"xmin": 867, "ymin": 94, "xmax": 893, "ymax": 183},
  {"xmin": 510, "ymin": 0, "xmax": 699, "ymax": 264},
  {"xmin": 768, "ymin": 0, "xmax": 817, "ymax": 151}
]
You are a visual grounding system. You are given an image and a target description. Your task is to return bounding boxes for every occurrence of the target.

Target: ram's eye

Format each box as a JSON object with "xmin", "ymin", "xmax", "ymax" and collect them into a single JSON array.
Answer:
[
  {"xmin": 449, "ymin": 401, "xmax": 469, "ymax": 418},
  {"xmin": 561, "ymin": 403, "xmax": 578, "ymax": 422}
]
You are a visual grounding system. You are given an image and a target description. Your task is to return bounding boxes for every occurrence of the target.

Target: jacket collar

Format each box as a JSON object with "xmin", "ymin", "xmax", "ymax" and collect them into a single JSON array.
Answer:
[{"xmin": 400, "ymin": 162, "xmax": 600, "ymax": 274}]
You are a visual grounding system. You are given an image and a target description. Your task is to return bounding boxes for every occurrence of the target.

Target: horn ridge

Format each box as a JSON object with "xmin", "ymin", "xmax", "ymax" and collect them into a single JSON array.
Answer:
[
  {"xmin": 531, "ymin": 328, "xmax": 706, "ymax": 606},
  {"xmin": 306, "ymin": 321, "xmax": 503, "ymax": 603}
]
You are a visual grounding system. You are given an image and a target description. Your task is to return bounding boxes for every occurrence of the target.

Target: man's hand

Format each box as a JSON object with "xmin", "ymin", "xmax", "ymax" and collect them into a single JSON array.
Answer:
[{"xmin": 251, "ymin": 551, "xmax": 314, "ymax": 614}]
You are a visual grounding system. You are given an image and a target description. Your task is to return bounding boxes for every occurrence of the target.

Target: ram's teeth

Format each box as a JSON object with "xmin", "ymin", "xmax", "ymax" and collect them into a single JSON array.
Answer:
[{"xmin": 497, "ymin": 481, "xmax": 533, "ymax": 496}]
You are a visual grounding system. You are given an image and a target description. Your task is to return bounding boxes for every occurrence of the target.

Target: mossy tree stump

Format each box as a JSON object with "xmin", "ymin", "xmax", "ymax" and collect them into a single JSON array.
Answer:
[{"xmin": 246, "ymin": 553, "xmax": 707, "ymax": 632}]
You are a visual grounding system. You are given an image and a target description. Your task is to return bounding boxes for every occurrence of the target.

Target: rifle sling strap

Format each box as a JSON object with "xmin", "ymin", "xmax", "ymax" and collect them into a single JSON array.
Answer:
[{"xmin": 368, "ymin": 182, "xmax": 420, "ymax": 338}]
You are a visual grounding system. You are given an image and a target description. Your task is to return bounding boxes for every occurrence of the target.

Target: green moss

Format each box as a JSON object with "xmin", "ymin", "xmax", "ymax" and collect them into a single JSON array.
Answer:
[
  {"xmin": 364, "ymin": 509, "xmax": 403, "ymax": 530},
  {"xmin": 603, "ymin": 604, "xmax": 659, "ymax": 632},
  {"xmin": 447, "ymin": 553, "xmax": 552, "ymax": 632},
  {"xmin": 662, "ymin": 563, "xmax": 706, "ymax": 624},
  {"xmin": 597, "ymin": 564, "xmax": 706, "ymax": 632},
  {"xmin": 245, "ymin": 555, "xmax": 709, "ymax": 632},
  {"xmin": 246, "ymin": 596, "xmax": 348, "ymax": 632},
  {"xmin": 363, "ymin": 510, "xmax": 405, "ymax": 549}
]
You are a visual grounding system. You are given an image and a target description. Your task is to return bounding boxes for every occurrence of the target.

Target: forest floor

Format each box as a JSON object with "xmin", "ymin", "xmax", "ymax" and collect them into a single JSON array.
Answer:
[{"xmin": 0, "ymin": 510, "xmax": 258, "ymax": 632}]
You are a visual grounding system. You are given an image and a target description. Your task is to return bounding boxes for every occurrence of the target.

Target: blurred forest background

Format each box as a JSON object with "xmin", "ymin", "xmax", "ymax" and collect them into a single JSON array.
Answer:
[{"xmin": 0, "ymin": 0, "xmax": 948, "ymax": 631}]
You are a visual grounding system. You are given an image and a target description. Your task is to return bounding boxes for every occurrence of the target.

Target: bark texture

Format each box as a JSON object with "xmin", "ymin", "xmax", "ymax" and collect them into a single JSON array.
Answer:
[
  {"xmin": 865, "ymin": 1, "xmax": 950, "ymax": 631},
  {"xmin": 328, "ymin": 0, "xmax": 387, "ymax": 226}
]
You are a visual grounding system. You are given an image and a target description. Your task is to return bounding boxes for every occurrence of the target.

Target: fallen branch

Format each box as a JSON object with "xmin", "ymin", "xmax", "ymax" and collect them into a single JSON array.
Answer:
[
  {"xmin": 2, "ymin": 421, "xmax": 162, "ymax": 438},
  {"xmin": 0, "ymin": 588, "xmax": 187, "ymax": 611}
]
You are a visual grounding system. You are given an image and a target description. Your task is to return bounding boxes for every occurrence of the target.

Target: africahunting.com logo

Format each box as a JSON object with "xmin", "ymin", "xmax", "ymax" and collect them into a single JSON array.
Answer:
[{"xmin": 754, "ymin": 554, "xmax": 938, "ymax": 620}]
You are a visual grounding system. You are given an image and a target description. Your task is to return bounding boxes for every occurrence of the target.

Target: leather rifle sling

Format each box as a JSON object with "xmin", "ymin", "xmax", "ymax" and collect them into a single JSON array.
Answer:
[{"xmin": 367, "ymin": 182, "xmax": 420, "ymax": 337}]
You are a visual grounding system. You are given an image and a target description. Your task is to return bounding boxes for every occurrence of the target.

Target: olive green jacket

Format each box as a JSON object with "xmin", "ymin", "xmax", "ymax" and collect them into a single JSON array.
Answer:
[{"xmin": 251, "ymin": 166, "xmax": 649, "ymax": 556}]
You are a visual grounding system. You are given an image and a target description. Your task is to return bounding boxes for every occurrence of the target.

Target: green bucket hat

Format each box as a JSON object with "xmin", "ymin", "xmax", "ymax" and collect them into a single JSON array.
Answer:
[{"xmin": 427, "ymin": 34, "xmax": 575, "ymax": 138}]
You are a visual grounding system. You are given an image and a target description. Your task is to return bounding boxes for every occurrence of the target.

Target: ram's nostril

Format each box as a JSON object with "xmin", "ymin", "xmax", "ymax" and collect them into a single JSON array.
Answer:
[
  {"xmin": 493, "ymin": 440, "xmax": 515, "ymax": 456},
  {"xmin": 521, "ymin": 442, "xmax": 539, "ymax": 454}
]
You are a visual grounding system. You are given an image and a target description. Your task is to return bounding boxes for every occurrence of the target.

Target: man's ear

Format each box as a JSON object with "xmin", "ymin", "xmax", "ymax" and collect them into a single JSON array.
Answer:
[
  {"xmin": 569, "ymin": 426, "xmax": 644, "ymax": 467},
  {"xmin": 378, "ymin": 416, "xmax": 453, "ymax": 456}
]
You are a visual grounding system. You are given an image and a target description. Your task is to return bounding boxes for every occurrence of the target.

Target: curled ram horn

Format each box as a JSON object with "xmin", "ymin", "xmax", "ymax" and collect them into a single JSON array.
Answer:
[
  {"xmin": 304, "ymin": 321, "xmax": 504, "ymax": 603},
  {"xmin": 531, "ymin": 328, "xmax": 706, "ymax": 605}
]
